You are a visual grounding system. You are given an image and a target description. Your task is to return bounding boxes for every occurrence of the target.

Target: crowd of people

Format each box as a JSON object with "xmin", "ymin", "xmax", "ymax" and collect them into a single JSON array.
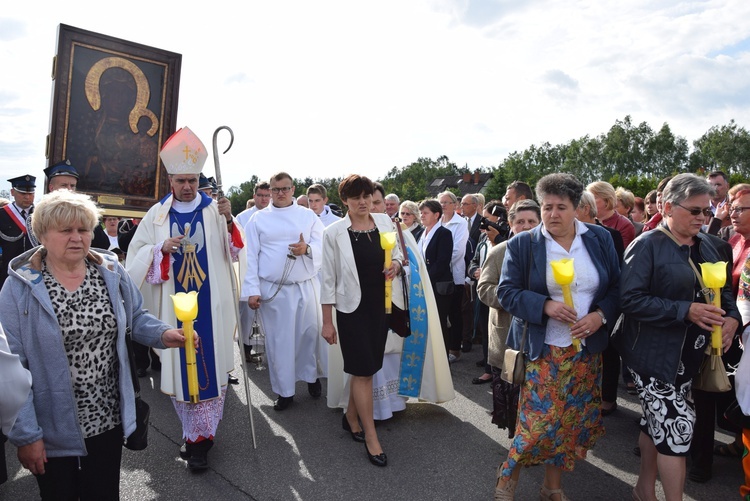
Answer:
[{"xmin": 1, "ymin": 128, "xmax": 750, "ymax": 500}]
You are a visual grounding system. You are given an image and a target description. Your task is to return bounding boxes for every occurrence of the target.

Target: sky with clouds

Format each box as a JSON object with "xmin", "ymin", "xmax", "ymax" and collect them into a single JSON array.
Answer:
[{"xmin": 1, "ymin": 0, "xmax": 748, "ymax": 197}]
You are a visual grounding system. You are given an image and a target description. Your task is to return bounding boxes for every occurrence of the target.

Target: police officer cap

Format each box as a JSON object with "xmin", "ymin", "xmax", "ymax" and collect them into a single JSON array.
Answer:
[
  {"xmin": 8, "ymin": 175, "xmax": 36, "ymax": 193},
  {"xmin": 44, "ymin": 160, "xmax": 79, "ymax": 179},
  {"xmin": 199, "ymin": 174, "xmax": 212, "ymax": 190}
]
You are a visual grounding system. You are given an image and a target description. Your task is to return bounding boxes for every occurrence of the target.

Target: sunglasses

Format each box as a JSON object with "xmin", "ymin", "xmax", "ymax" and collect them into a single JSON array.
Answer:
[{"xmin": 675, "ymin": 203, "xmax": 712, "ymax": 218}]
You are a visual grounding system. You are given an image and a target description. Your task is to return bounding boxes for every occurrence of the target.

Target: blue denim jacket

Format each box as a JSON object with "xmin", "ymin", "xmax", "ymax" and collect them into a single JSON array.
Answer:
[
  {"xmin": 497, "ymin": 223, "xmax": 621, "ymax": 361},
  {"xmin": 0, "ymin": 247, "xmax": 170, "ymax": 457}
]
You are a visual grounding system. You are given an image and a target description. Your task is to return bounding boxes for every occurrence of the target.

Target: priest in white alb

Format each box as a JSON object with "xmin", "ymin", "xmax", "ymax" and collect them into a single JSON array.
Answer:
[{"xmin": 243, "ymin": 172, "xmax": 325, "ymax": 411}]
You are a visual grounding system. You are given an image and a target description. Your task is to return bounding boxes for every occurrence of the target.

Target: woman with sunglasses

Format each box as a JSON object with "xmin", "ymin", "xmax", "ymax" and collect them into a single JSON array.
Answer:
[
  {"xmin": 616, "ymin": 173, "xmax": 741, "ymax": 501},
  {"xmin": 398, "ymin": 201, "xmax": 423, "ymax": 241}
]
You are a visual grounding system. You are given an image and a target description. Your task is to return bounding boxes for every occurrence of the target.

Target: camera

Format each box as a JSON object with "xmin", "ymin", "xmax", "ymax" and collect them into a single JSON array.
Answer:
[{"xmin": 479, "ymin": 216, "xmax": 510, "ymax": 242}]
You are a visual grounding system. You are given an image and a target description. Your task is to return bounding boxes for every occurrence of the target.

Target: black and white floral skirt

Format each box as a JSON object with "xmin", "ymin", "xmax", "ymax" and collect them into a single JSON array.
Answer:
[{"xmin": 629, "ymin": 366, "xmax": 696, "ymax": 456}]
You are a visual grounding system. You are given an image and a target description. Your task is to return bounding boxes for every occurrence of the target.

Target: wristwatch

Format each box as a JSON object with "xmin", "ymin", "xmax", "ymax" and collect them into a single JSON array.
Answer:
[
  {"xmin": 594, "ymin": 309, "xmax": 607, "ymax": 325},
  {"xmin": 305, "ymin": 244, "xmax": 311, "ymax": 257}
]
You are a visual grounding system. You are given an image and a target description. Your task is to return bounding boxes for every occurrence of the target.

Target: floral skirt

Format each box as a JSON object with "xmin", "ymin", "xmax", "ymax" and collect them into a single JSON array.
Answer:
[
  {"xmin": 499, "ymin": 344, "xmax": 604, "ymax": 478},
  {"xmin": 628, "ymin": 368, "xmax": 695, "ymax": 456}
]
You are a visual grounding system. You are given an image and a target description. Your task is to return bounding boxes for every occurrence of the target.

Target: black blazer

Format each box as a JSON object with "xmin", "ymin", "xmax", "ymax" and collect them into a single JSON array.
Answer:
[
  {"xmin": 468, "ymin": 214, "xmax": 482, "ymax": 249},
  {"xmin": 410, "ymin": 224, "xmax": 425, "ymax": 243},
  {"xmin": 423, "ymin": 225, "xmax": 454, "ymax": 285}
]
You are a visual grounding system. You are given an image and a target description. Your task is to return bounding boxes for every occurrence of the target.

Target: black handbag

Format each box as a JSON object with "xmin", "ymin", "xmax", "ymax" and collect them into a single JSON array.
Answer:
[
  {"xmin": 126, "ymin": 396, "xmax": 151, "ymax": 451},
  {"xmin": 124, "ymin": 328, "xmax": 150, "ymax": 451},
  {"xmin": 389, "ymin": 217, "xmax": 411, "ymax": 338},
  {"xmin": 390, "ymin": 303, "xmax": 411, "ymax": 338}
]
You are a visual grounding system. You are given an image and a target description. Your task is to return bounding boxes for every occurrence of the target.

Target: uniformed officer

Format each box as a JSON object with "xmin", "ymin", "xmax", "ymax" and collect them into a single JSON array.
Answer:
[
  {"xmin": 0, "ymin": 175, "xmax": 36, "ymax": 287},
  {"xmin": 44, "ymin": 160, "xmax": 79, "ymax": 192}
]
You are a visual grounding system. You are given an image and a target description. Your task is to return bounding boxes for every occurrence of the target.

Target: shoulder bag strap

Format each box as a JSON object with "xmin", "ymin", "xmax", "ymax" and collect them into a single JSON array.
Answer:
[
  {"xmin": 656, "ymin": 226, "xmax": 711, "ymax": 304},
  {"xmin": 118, "ymin": 279, "xmax": 142, "ymax": 396},
  {"xmin": 518, "ymin": 235, "xmax": 533, "ymax": 353},
  {"xmin": 393, "ymin": 216, "xmax": 410, "ymax": 268},
  {"xmin": 391, "ymin": 217, "xmax": 410, "ymax": 311}
]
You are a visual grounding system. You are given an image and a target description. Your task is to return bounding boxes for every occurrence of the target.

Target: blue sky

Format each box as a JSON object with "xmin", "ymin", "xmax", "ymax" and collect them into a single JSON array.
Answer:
[{"xmin": 1, "ymin": 0, "xmax": 748, "ymax": 197}]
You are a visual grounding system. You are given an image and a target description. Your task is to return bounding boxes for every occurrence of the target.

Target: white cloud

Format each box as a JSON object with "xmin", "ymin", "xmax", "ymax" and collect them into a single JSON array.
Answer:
[{"xmin": 0, "ymin": 0, "xmax": 749, "ymax": 197}]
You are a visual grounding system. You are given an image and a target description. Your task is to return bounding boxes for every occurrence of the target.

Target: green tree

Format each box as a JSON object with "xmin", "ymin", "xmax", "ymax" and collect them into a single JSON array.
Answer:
[
  {"xmin": 226, "ymin": 175, "xmax": 259, "ymax": 215},
  {"xmin": 645, "ymin": 123, "xmax": 689, "ymax": 180},
  {"xmin": 561, "ymin": 135, "xmax": 603, "ymax": 185},
  {"xmin": 380, "ymin": 155, "xmax": 462, "ymax": 202},
  {"xmin": 688, "ymin": 120, "xmax": 750, "ymax": 177},
  {"xmin": 488, "ymin": 116, "xmax": 696, "ymax": 195},
  {"xmin": 598, "ymin": 116, "xmax": 655, "ymax": 178}
]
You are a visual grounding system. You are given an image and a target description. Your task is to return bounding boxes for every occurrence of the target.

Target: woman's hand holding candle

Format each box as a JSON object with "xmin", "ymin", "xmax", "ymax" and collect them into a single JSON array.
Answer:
[
  {"xmin": 171, "ymin": 291, "xmax": 201, "ymax": 404},
  {"xmin": 550, "ymin": 258, "xmax": 581, "ymax": 351},
  {"xmin": 699, "ymin": 262, "xmax": 728, "ymax": 353},
  {"xmin": 380, "ymin": 232, "xmax": 397, "ymax": 314}
]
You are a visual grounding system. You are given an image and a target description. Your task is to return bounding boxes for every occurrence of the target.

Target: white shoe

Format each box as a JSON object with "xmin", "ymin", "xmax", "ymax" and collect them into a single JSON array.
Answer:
[{"xmin": 494, "ymin": 477, "xmax": 517, "ymax": 501}]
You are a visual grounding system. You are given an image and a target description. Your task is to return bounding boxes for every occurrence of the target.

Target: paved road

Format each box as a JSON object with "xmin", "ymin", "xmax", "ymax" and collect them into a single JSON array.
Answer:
[{"xmin": 1, "ymin": 345, "xmax": 743, "ymax": 500}]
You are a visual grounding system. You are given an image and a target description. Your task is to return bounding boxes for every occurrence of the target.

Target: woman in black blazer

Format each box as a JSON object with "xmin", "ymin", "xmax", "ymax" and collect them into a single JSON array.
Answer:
[{"xmin": 418, "ymin": 199, "xmax": 454, "ymax": 355}]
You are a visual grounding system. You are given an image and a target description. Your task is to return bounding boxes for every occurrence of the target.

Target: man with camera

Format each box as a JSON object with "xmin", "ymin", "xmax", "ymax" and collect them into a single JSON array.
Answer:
[{"xmin": 467, "ymin": 200, "xmax": 510, "ymax": 383}]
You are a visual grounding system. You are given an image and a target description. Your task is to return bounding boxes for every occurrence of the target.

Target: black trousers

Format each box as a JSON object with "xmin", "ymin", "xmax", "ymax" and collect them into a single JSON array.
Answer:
[
  {"xmin": 435, "ymin": 292, "xmax": 452, "ymax": 354},
  {"xmin": 1, "ymin": 433, "xmax": 7, "ymax": 485},
  {"xmin": 690, "ymin": 337, "xmax": 743, "ymax": 474},
  {"xmin": 461, "ymin": 284, "xmax": 475, "ymax": 344},
  {"xmin": 447, "ymin": 288, "xmax": 464, "ymax": 352},
  {"xmin": 601, "ymin": 342, "xmax": 621, "ymax": 403},
  {"xmin": 133, "ymin": 340, "xmax": 160, "ymax": 371},
  {"xmin": 475, "ymin": 301, "xmax": 491, "ymax": 373},
  {"xmin": 35, "ymin": 425, "xmax": 123, "ymax": 501}
]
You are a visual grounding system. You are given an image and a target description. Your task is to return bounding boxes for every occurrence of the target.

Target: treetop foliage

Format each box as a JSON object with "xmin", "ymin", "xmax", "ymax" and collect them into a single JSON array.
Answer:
[{"xmin": 227, "ymin": 117, "xmax": 750, "ymax": 213}]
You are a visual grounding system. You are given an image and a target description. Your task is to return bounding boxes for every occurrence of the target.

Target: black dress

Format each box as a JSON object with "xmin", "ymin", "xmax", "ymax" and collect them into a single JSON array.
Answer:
[{"xmin": 336, "ymin": 227, "xmax": 389, "ymax": 377}]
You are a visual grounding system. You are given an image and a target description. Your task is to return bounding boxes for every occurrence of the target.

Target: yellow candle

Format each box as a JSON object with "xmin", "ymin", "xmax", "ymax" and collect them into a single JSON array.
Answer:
[
  {"xmin": 380, "ymin": 232, "xmax": 397, "ymax": 314},
  {"xmin": 699, "ymin": 262, "xmax": 728, "ymax": 352},
  {"xmin": 171, "ymin": 291, "xmax": 200, "ymax": 404},
  {"xmin": 550, "ymin": 258, "xmax": 581, "ymax": 351}
]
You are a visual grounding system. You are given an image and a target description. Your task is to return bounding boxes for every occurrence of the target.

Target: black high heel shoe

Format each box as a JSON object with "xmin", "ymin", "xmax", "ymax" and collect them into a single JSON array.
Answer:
[
  {"xmin": 365, "ymin": 442, "xmax": 387, "ymax": 467},
  {"xmin": 342, "ymin": 414, "xmax": 365, "ymax": 443}
]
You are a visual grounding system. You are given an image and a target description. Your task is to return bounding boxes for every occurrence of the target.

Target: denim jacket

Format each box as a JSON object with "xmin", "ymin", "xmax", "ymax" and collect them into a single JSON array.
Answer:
[
  {"xmin": 0, "ymin": 247, "xmax": 170, "ymax": 457},
  {"xmin": 497, "ymin": 223, "xmax": 621, "ymax": 361}
]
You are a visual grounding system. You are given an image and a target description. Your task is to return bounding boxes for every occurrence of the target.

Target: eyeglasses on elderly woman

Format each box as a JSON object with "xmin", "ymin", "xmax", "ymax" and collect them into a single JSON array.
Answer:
[{"xmin": 675, "ymin": 204, "xmax": 712, "ymax": 218}]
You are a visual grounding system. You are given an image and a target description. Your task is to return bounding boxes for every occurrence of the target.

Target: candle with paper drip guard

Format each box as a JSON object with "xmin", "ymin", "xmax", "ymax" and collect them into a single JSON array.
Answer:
[
  {"xmin": 550, "ymin": 258, "xmax": 582, "ymax": 352},
  {"xmin": 699, "ymin": 261, "xmax": 727, "ymax": 352},
  {"xmin": 380, "ymin": 231, "xmax": 397, "ymax": 314},
  {"xmin": 171, "ymin": 291, "xmax": 200, "ymax": 403}
]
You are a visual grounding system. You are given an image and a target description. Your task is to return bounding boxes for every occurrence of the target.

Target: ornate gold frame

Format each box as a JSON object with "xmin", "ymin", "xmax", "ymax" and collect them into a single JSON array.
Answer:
[{"xmin": 47, "ymin": 24, "xmax": 182, "ymax": 216}]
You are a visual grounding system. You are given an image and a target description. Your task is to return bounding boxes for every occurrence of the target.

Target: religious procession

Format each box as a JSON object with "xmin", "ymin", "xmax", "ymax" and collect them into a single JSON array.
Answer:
[
  {"xmin": 0, "ymin": 23, "xmax": 748, "ymax": 501},
  {"xmin": 1, "ymin": 124, "xmax": 749, "ymax": 501}
]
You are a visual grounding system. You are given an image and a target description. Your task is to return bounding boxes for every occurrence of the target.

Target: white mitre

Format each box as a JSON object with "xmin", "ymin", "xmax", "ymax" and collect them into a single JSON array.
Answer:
[{"xmin": 160, "ymin": 126, "xmax": 208, "ymax": 175}]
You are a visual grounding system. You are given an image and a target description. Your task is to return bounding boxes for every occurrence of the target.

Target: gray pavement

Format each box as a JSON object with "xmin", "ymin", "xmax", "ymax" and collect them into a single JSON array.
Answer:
[{"xmin": 1, "ymin": 345, "xmax": 743, "ymax": 500}]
